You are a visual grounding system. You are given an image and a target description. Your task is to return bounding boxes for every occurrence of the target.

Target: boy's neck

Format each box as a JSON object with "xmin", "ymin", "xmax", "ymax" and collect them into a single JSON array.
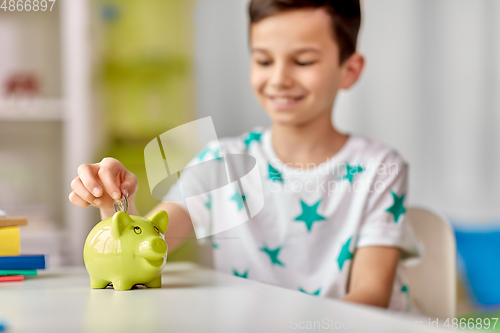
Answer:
[{"xmin": 271, "ymin": 112, "xmax": 348, "ymax": 168}]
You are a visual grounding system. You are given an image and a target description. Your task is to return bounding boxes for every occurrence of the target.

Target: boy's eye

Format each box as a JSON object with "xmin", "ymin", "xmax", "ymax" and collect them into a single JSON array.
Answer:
[
  {"xmin": 257, "ymin": 60, "xmax": 272, "ymax": 66},
  {"xmin": 296, "ymin": 61, "xmax": 316, "ymax": 67},
  {"xmin": 134, "ymin": 226, "xmax": 142, "ymax": 234}
]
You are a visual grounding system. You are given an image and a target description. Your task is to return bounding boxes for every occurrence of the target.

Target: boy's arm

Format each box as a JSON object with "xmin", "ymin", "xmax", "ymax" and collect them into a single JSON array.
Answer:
[{"xmin": 342, "ymin": 246, "xmax": 400, "ymax": 308}]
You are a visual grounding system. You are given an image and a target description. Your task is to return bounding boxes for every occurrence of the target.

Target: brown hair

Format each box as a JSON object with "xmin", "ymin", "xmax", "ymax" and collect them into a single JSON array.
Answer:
[{"xmin": 249, "ymin": 0, "xmax": 361, "ymax": 64}]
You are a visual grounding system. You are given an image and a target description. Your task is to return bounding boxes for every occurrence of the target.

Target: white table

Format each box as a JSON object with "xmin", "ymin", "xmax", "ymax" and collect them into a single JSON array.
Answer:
[{"xmin": 0, "ymin": 262, "xmax": 445, "ymax": 333}]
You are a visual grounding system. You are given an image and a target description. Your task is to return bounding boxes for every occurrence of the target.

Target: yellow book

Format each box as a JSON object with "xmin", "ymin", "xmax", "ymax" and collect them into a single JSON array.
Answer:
[
  {"xmin": 0, "ymin": 226, "xmax": 20, "ymax": 256},
  {"xmin": 0, "ymin": 217, "xmax": 28, "ymax": 227}
]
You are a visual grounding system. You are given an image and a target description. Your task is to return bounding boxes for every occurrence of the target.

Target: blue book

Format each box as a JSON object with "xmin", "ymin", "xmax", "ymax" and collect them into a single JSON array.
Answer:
[{"xmin": 0, "ymin": 255, "xmax": 47, "ymax": 270}]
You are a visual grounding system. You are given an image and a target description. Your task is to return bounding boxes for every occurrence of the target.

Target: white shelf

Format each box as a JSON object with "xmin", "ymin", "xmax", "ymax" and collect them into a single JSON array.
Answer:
[
  {"xmin": 0, "ymin": 98, "xmax": 64, "ymax": 121},
  {"xmin": 0, "ymin": 1, "xmax": 99, "ymax": 266}
]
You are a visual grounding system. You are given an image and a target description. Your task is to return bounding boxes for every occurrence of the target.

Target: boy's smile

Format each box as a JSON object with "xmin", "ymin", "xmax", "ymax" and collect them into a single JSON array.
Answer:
[{"xmin": 250, "ymin": 8, "xmax": 344, "ymax": 126}]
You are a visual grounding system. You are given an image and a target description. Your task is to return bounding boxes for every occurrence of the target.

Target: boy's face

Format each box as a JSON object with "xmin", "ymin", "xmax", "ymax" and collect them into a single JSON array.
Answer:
[{"xmin": 250, "ymin": 9, "xmax": 361, "ymax": 126}]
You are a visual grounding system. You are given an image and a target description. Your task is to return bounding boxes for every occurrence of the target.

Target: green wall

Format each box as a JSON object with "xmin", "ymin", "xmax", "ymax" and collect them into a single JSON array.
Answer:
[{"xmin": 95, "ymin": 0, "xmax": 197, "ymax": 261}]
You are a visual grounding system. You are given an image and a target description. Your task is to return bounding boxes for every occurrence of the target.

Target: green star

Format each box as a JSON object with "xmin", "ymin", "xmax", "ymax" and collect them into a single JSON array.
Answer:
[
  {"xmin": 212, "ymin": 241, "xmax": 219, "ymax": 249},
  {"xmin": 243, "ymin": 131, "xmax": 262, "ymax": 151},
  {"xmin": 197, "ymin": 147, "xmax": 211, "ymax": 161},
  {"xmin": 298, "ymin": 287, "xmax": 321, "ymax": 296},
  {"xmin": 386, "ymin": 191, "xmax": 406, "ymax": 223},
  {"xmin": 260, "ymin": 243, "xmax": 285, "ymax": 267},
  {"xmin": 205, "ymin": 193, "xmax": 212, "ymax": 210},
  {"xmin": 401, "ymin": 284, "xmax": 410, "ymax": 310},
  {"xmin": 230, "ymin": 190, "xmax": 245, "ymax": 211},
  {"xmin": 268, "ymin": 163, "xmax": 284, "ymax": 182},
  {"xmin": 232, "ymin": 269, "xmax": 248, "ymax": 279},
  {"xmin": 294, "ymin": 199, "xmax": 326, "ymax": 232},
  {"xmin": 337, "ymin": 237, "xmax": 354, "ymax": 270},
  {"xmin": 339, "ymin": 163, "xmax": 364, "ymax": 183},
  {"xmin": 214, "ymin": 148, "xmax": 224, "ymax": 161}
]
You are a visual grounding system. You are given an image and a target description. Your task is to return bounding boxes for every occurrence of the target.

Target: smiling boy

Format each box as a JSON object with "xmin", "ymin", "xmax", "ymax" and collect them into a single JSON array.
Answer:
[{"xmin": 70, "ymin": 0, "xmax": 421, "ymax": 312}]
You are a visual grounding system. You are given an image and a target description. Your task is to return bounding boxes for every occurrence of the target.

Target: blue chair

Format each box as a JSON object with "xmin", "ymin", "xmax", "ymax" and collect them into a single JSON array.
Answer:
[{"xmin": 452, "ymin": 219, "xmax": 500, "ymax": 306}]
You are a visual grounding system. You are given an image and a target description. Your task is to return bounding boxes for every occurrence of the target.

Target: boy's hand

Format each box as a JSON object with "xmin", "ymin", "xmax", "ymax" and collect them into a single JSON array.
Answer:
[{"xmin": 69, "ymin": 158, "xmax": 138, "ymax": 215}]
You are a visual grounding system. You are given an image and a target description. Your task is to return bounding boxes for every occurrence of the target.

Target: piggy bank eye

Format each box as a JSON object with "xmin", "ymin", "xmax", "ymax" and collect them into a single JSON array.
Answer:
[
  {"xmin": 153, "ymin": 226, "xmax": 160, "ymax": 234},
  {"xmin": 133, "ymin": 226, "xmax": 142, "ymax": 234}
]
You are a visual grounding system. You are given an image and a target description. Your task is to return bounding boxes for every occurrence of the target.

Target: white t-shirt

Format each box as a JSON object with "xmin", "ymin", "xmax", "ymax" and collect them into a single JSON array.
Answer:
[{"xmin": 164, "ymin": 128, "xmax": 422, "ymax": 312}]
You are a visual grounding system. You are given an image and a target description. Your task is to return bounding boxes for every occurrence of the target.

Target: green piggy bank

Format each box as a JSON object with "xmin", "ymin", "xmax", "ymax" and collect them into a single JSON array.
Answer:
[{"xmin": 83, "ymin": 211, "xmax": 169, "ymax": 291}]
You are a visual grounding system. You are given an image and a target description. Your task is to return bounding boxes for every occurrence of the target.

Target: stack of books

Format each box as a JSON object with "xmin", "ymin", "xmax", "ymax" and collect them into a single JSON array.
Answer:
[{"xmin": 0, "ymin": 215, "xmax": 47, "ymax": 282}]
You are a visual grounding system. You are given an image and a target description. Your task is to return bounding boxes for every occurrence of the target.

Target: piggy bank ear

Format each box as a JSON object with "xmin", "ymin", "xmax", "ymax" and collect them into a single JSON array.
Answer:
[
  {"xmin": 111, "ymin": 212, "xmax": 133, "ymax": 239},
  {"xmin": 149, "ymin": 210, "xmax": 169, "ymax": 234}
]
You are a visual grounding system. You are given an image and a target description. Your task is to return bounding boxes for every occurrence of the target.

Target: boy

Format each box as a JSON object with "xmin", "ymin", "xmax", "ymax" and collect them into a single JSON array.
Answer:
[{"xmin": 69, "ymin": 0, "xmax": 421, "ymax": 312}]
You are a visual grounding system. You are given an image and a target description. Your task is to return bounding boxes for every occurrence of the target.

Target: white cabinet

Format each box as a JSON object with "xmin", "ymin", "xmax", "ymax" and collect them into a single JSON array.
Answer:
[{"xmin": 0, "ymin": 0, "xmax": 96, "ymax": 266}]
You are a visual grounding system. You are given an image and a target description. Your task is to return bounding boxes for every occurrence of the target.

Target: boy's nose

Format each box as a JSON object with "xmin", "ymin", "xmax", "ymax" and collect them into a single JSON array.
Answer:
[{"xmin": 269, "ymin": 64, "xmax": 293, "ymax": 88}]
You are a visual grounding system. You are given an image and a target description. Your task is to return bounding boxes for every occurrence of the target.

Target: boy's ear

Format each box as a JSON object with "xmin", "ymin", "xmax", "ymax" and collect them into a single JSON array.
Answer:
[
  {"xmin": 149, "ymin": 210, "xmax": 169, "ymax": 234},
  {"xmin": 111, "ymin": 212, "xmax": 133, "ymax": 239},
  {"xmin": 340, "ymin": 53, "xmax": 365, "ymax": 90}
]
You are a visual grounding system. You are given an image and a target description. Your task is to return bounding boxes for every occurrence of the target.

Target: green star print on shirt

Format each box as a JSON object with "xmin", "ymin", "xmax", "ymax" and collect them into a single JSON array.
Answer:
[
  {"xmin": 230, "ymin": 190, "xmax": 245, "ymax": 211},
  {"xmin": 243, "ymin": 131, "xmax": 262, "ymax": 151},
  {"xmin": 260, "ymin": 243, "xmax": 285, "ymax": 267},
  {"xmin": 205, "ymin": 193, "xmax": 212, "ymax": 210},
  {"xmin": 401, "ymin": 285, "xmax": 410, "ymax": 310},
  {"xmin": 339, "ymin": 163, "xmax": 364, "ymax": 183},
  {"xmin": 337, "ymin": 237, "xmax": 354, "ymax": 270},
  {"xmin": 214, "ymin": 148, "xmax": 223, "ymax": 161},
  {"xmin": 233, "ymin": 269, "xmax": 248, "ymax": 278},
  {"xmin": 197, "ymin": 147, "xmax": 210, "ymax": 161},
  {"xmin": 268, "ymin": 163, "xmax": 284, "ymax": 182},
  {"xmin": 294, "ymin": 199, "xmax": 326, "ymax": 232},
  {"xmin": 386, "ymin": 191, "xmax": 406, "ymax": 223},
  {"xmin": 299, "ymin": 287, "xmax": 321, "ymax": 296}
]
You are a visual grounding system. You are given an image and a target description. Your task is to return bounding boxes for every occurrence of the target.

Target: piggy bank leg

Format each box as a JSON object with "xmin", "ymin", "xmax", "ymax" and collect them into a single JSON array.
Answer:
[
  {"xmin": 145, "ymin": 276, "xmax": 162, "ymax": 288},
  {"xmin": 112, "ymin": 279, "xmax": 135, "ymax": 291},
  {"xmin": 90, "ymin": 278, "xmax": 111, "ymax": 289}
]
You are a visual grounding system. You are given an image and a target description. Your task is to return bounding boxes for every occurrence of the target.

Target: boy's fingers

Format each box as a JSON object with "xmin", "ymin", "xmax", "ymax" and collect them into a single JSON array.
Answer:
[
  {"xmin": 77, "ymin": 164, "xmax": 103, "ymax": 197},
  {"xmin": 69, "ymin": 191, "xmax": 92, "ymax": 208},
  {"xmin": 120, "ymin": 172, "xmax": 138, "ymax": 198},
  {"xmin": 100, "ymin": 157, "xmax": 121, "ymax": 169},
  {"xmin": 98, "ymin": 165, "xmax": 122, "ymax": 200},
  {"xmin": 71, "ymin": 177, "xmax": 98, "ymax": 204}
]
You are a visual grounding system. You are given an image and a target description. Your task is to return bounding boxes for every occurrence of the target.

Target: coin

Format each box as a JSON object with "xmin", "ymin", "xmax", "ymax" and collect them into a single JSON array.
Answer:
[{"xmin": 113, "ymin": 194, "xmax": 128, "ymax": 214}]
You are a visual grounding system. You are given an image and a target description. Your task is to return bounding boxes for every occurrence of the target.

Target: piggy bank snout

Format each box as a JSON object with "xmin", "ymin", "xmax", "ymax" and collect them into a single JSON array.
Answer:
[
  {"xmin": 151, "ymin": 238, "xmax": 167, "ymax": 254},
  {"xmin": 138, "ymin": 238, "xmax": 167, "ymax": 261}
]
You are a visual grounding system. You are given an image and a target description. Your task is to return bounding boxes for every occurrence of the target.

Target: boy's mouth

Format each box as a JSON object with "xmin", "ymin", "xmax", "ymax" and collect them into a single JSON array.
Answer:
[{"xmin": 267, "ymin": 95, "xmax": 304, "ymax": 109}]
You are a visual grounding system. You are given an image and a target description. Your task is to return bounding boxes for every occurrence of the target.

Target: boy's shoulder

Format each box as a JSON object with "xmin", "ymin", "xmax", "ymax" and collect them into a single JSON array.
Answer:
[{"xmin": 348, "ymin": 135, "xmax": 409, "ymax": 167}]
